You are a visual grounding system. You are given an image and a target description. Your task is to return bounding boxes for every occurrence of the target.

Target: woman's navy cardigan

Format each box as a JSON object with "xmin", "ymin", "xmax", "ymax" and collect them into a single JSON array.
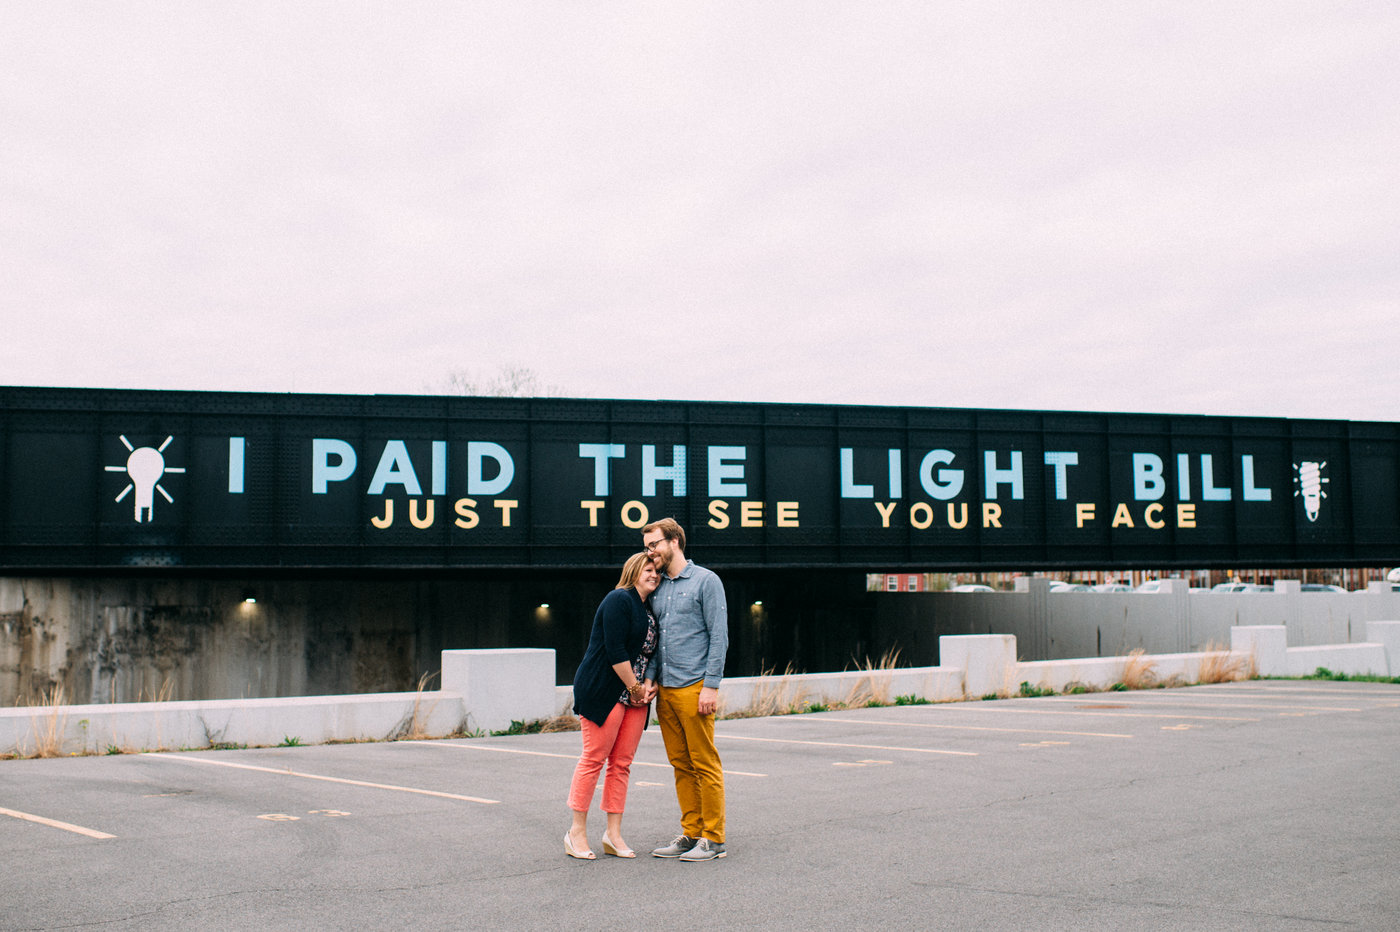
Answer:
[{"xmin": 572, "ymin": 587, "xmax": 653, "ymax": 728}]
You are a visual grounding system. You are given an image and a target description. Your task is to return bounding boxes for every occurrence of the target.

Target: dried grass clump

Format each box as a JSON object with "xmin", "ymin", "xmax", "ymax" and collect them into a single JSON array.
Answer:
[
  {"xmin": 842, "ymin": 647, "xmax": 902, "ymax": 708},
  {"xmin": 539, "ymin": 713, "xmax": 581, "ymax": 733},
  {"xmin": 1119, "ymin": 649, "xmax": 1158, "ymax": 690},
  {"xmin": 27, "ymin": 683, "xmax": 70, "ymax": 758},
  {"xmin": 405, "ymin": 671, "xmax": 440, "ymax": 740},
  {"xmin": 722, "ymin": 664, "xmax": 809, "ymax": 719},
  {"xmin": 1197, "ymin": 642, "xmax": 1254, "ymax": 684}
]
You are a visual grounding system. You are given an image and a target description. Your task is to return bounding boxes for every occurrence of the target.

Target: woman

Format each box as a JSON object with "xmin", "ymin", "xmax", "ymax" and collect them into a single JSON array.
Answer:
[{"xmin": 565, "ymin": 552, "xmax": 660, "ymax": 859}]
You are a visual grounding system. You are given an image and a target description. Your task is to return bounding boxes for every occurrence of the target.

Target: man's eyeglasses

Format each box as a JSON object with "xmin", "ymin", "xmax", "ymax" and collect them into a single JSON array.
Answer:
[{"xmin": 644, "ymin": 539, "xmax": 666, "ymax": 553}]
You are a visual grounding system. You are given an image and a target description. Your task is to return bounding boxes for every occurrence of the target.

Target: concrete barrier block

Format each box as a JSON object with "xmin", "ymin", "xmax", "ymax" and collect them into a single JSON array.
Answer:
[
  {"xmin": 1364, "ymin": 621, "xmax": 1400, "ymax": 676},
  {"xmin": 441, "ymin": 648, "xmax": 556, "ymax": 734},
  {"xmin": 1232, "ymin": 625, "xmax": 1287, "ymax": 676},
  {"xmin": 1016, "ymin": 657, "xmax": 1122, "ymax": 692},
  {"xmin": 1286, "ymin": 643, "xmax": 1388, "ymax": 678},
  {"xmin": 940, "ymin": 634, "xmax": 1017, "ymax": 698},
  {"xmin": 0, "ymin": 691, "xmax": 472, "ymax": 757}
]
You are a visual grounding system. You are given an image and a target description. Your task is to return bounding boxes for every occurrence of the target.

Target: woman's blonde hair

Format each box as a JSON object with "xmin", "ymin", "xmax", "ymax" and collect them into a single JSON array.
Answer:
[{"xmin": 615, "ymin": 552, "xmax": 653, "ymax": 590}]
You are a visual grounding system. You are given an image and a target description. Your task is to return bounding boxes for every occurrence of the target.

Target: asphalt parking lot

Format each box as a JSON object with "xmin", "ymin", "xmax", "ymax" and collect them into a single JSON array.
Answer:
[{"xmin": 3, "ymin": 680, "xmax": 1398, "ymax": 931}]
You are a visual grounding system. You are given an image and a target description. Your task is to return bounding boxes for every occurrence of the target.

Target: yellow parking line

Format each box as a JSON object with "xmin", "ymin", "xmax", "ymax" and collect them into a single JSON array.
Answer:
[
  {"xmin": 150, "ymin": 754, "xmax": 499, "ymax": 804},
  {"xmin": 431, "ymin": 741, "xmax": 768, "ymax": 778},
  {"xmin": 810, "ymin": 716, "xmax": 1133, "ymax": 739},
  {"xmin": 715, "ymin": 733, "xmax": 976, "ymax": 757},
  {"xmin": 0, "ymin": 806, "xmax": 115, "ymax": 840}
]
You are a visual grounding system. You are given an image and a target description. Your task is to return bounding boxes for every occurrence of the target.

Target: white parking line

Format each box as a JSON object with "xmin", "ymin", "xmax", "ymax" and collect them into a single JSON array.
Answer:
[
  {"xmin": 806, "ymin": 716, "xmax": 1133, "ymax": 739},
  {"xmin": 715, "ymin": 733, "xmax": 977, "ymax": 757},
  {"xmin": 1193, "ymin": 684, "xmax": 1400, "ymax": 698},
  {"xmin": 149, "ymin": 754, "xmax": 499, "ymax": 804},
  {"xmin": 943, "ymin": 705, "xmax": 1260, "ymax": 722},
  {"xmin": 0, "ymin": 806, "xmax": 115, "ymax": 840},
  {"xmin": 429, "ymin": 741, "xmax": 769, "ymax": 778},
  {"xmin": 1037, "ymin": 697, "xmax": 1361, "ymax": 713}
]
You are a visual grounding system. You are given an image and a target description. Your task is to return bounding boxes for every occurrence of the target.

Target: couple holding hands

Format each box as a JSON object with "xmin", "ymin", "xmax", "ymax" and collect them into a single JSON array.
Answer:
[{"xmin": 565, "ymin": 518, "xmax": 729, "ymax": 862}]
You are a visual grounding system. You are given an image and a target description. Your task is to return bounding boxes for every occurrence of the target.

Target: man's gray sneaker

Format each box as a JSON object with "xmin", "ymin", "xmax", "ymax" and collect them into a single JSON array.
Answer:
[
  {"xmin": 651, "ymin": 835, "xmax": 698, "ymax": 858},
  {"xmin": 678, "ymin": 838, "xmax": 726, "ymax": 861}
]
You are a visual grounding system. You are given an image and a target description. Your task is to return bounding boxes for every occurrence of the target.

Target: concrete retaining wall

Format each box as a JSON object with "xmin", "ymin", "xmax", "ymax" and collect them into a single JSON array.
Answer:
[
  {"xmin": 6, "ymin": 626, "xmax": 1397, "ymax": 758},
  {"xmin": 1, "ymin": 648, "xmax": 555, "ymax": 757}
]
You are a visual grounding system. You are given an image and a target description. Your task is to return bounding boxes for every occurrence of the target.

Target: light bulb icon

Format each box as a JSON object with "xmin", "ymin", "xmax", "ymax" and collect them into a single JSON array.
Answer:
[
  {"xmin": 1292, "ymin": 460, "xmax": 1328, "ymax": 523},
  {"xmin": 105, "ymin": 435, "xmax": 186, "ymax": 523}
]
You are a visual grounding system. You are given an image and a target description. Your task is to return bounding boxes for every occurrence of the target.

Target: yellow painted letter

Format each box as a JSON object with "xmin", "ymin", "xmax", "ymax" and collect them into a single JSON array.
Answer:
[
  {"xmin": 708, "ymin": 500, "xmax": 730, "ymax": 529},
  {"xmin": 1076, "ymin": 503, "xmax": 1095, "ymax": 527},
  {"xmin": 371, "ymin": 499, "xmax": 393, "ymax": 529},
  {"xmin": 1111, "ymin": 503, "xmax": 1134, "ymax": 528},
  {"xmin": 982, "ymin": 502, "xmax": 1002, "ymax": 528},
  {"xmin": 874, "ymin": 501, "xmax": 897, "ymax": 528},
  {"xmin": 947, "ymin": 502, "xmax": 968, "ymax": 529},
  {"xmin": 494, "ymin": 499, "xmax": 518, "ymax": 527},
  {"xmin": 454, "ymin": 498, "xmax": 479, "ymax": 529},
  {"xmin": 409, "ymin": 499, "xmax": 435, "ymax": 529},
  {"xmin": 580, "ymin": 500, "xmax": 604, "ymax": 527},
  {"xmin": 776, "ymin": 501, "xmax": 799, "ymax": 527},
  {"xmin": 740, "ymin": 501, "xmax": 764, "ymax": 527},
  {"xmin": 1177, "ymin": 503, "xmax": 1196, "ymax": 528},
  {"xmin": 620, "ymin": 500, "xmax": 649, "ymax": 529}
]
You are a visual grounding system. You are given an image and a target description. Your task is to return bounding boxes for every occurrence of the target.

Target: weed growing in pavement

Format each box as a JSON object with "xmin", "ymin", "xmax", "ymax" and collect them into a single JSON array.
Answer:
[
  {"xmin": 1303, "ymin": 667, "xmax": 1400, "ymax": 684},
  {"xmin": 277, "ymin": 735, "xmax": 303, "ymax": 747},
  {"xmin": 489, "ymin": 718, "xmax": 564, "ymax": 736},
  {"xmin": 893, "ymin": 694, "xmax": 930, "ymax": 706},
  {"xmin": 1018, "ymin": 681, "xmax": 1056, "ymax": 698}
]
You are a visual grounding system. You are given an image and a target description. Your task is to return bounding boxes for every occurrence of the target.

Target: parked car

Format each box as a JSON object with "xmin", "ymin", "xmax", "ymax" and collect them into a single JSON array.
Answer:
[
  {"xmin": 1212, "ymin": 582, "xmax": 1251, "ymax": 593},
  {"xmin": 1135, "ymin": 579, "xmax": 1170, "ymax": 592},
  {"xmin": 1047, "ymin": 581, "xmax": 1091, "ymax": 592},
  {"xmin": 1300, "ymin": 584, "xmax": 1347, "ymax": 593},
  {"xmin": 949, "ymin": 584, "xmax": 995, "ymax": 593},
  {"xmin": 1090, "ymin": 583, "xmax": 1133, "ymax": 593}
]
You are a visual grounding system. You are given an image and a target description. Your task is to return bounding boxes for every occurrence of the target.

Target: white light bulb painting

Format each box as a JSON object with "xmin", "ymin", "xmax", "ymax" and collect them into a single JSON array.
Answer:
[
  {"xmin": 1293, "ymin": 461, "xmax": 1329, "ymax": 522},
  {"xmin": 105, "ymin": 435, "xmax": 186, "ymax": 523}
]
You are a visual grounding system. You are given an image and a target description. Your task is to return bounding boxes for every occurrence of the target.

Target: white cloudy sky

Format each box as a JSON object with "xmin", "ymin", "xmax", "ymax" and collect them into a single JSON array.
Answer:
[{"xmin": 3, "ymin": 3, "xmax": 1397, "ymax": 421}]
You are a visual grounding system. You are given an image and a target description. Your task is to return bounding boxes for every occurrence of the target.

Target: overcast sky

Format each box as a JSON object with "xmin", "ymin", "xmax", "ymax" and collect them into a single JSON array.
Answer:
[{"xmin": 3, "ymin": 3, "xmax": 1396, "ymax": 422}]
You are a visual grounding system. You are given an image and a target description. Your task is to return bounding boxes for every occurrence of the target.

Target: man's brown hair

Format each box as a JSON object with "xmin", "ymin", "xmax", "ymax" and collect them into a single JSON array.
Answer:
[{"xmin": 642, "ymin": 517, "xmax": 686, "ymax": 553}]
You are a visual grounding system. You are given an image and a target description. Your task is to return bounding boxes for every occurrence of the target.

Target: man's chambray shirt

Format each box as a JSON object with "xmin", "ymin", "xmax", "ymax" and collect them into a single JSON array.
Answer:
[{"xmin": 652, "ymin": 559, "xmax": 728, "ymax": 689}]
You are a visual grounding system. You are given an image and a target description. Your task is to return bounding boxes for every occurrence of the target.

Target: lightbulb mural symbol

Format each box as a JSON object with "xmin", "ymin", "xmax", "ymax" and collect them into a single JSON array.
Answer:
[
  {"xmin": 1292, "ymin": 461, "xmax": 1329, "ymax": 523},
  {"xmin": 105, "ymin": 435, "xmax": 186, "ymax": 523}
]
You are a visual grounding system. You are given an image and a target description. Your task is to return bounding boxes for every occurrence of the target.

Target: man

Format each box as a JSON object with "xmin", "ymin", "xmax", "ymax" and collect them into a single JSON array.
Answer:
[{"xmin": 642, "ymin": 517, "xmax": 729, "ymax": 861}]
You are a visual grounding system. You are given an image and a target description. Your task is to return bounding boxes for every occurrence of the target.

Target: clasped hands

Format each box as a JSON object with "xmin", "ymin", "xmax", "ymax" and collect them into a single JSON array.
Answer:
[{"xmin": 627, "ymin": 679, "xmax": 658, "ymax": 704}]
